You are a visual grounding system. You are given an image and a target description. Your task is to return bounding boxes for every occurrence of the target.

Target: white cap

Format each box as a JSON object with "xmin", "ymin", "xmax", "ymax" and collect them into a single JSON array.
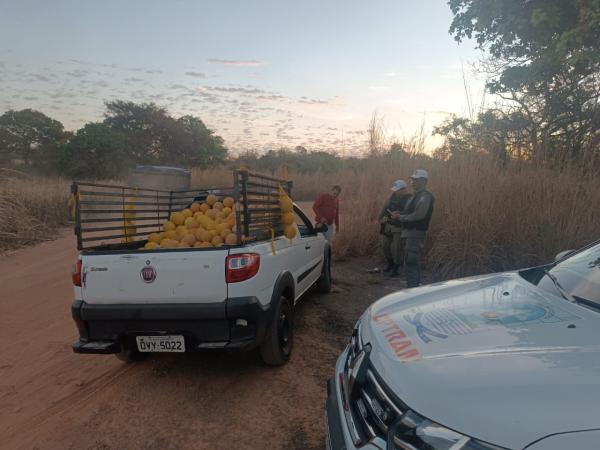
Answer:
[
  {"xmin": 410, "ymin": 169, "xmax": 429, "ymax": 179},
  {"xmin": 391, "ymin": 179, "xmax": 407, "ymax": 192}
]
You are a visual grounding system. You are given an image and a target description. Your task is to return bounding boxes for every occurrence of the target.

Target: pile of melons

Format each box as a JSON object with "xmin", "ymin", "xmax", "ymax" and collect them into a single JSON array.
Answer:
[{"xmin": 141, "ymin": 194, "xmax": 238, "ymax": 250}]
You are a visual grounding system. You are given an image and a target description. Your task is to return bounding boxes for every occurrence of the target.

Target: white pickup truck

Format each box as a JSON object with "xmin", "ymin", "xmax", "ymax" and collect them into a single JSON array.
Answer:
[{"xmin": 70, "ymin": 171, "xmax": 331, "ymax": 365}]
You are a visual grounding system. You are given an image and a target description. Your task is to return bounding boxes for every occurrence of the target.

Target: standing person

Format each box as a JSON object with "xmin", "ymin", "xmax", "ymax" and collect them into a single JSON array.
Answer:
[
  {"xmin": 393, "ymin": 169, "xmax": 434, "ymax": 287},
  {"xmin": 312, "ymin": 185, "xmax": 341, "ymax": 242},
  {"xmin": 378, "ymin": 180, "xmax": 412, "ymax": 276}
]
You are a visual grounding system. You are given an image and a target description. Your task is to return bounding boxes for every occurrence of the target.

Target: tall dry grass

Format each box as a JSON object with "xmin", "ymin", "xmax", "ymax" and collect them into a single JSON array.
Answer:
[
  {"xmin": 0, "ymin": 170, "xmax": 71, "ymax": 250},
  {"xmin": 193, "ymin": 156, "xmax": 600, "ymax": 280}
]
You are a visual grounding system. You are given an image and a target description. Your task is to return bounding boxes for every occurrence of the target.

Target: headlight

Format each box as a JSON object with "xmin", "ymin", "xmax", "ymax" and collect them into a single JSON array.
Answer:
[{"xmin": 392, "ymin": 410, "xmax": 505, "ymax": 450}]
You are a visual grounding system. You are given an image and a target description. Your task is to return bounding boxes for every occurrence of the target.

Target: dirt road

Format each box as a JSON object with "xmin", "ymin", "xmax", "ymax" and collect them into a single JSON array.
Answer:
[{"xmin": 0, "ymin": 230, "xmax": 405, "ymax": 450}]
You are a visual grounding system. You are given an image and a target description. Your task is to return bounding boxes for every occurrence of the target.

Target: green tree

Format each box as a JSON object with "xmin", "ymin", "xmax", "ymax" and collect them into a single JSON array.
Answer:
[
  {"xmin": 0, "ymin": 109, "xmax": 66, "ymax": 171},
  {"xmin": 60, "ymin": 123, "xmax": 128, "ymax": 179},
  {"xmin": 103, "ymin": 100, "xmax": 228, "ymax": 167},
  {"xmin": 176, "ymin": 115, "xmax": 228, "ymax": 167},
  {"xmin": 449, "ymin": 0, "xmax": 600, "ymax": 163}
]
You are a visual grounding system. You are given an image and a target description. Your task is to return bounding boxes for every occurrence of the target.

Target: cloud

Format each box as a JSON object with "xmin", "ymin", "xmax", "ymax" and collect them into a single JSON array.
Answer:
[
  {"xmin": 298, "ymin": 97, "xmax": 330, "ymax": 105},
  {"xmin": 185, "ymin": 71, "xmax": 206, "ymax": 78},
  {"xmin": 124, "ymin": 77, "xmax": 144, "ymax": 83},
  {"xmin": 207, "ymin": 58, "xmax": 265, "ymax": 67},
  {"xmin": 205, "ymin": 85, "xmax": 266, "ymax": 94},
  {"xmin": 67, "ymin": 69, "xmax": 89, "ymax": 78},
  {"xmin": 129, "ymin": 67, "xmax": 162, "ymax": 74}
]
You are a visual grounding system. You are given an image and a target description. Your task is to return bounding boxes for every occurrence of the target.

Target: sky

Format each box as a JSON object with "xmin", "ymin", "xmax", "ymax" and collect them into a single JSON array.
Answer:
[{"xmin": 0, "ymin": 0, "xmax": 486, "ymax": 155}]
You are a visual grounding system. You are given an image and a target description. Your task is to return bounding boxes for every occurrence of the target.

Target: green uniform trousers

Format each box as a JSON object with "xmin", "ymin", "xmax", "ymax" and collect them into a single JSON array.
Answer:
[
  {"xmin": 381, "ymin": 233, "xmax": 405, "ymax": 266},
  {"xmin": 404, "ymin": 236, "xmax": 425, "ymax": 288}
]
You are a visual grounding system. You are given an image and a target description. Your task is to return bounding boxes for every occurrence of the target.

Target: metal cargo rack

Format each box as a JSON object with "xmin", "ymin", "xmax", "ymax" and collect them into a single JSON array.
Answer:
[{"xmin": 71, "ymin": 169, "xmax": 292, "ymax": 251}]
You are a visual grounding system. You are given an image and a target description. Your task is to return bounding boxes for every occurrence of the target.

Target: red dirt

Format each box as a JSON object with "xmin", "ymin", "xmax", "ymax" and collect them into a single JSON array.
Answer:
[{"xmin": 0, "ymin": 229, "xmax": 405, "ymax": 450}]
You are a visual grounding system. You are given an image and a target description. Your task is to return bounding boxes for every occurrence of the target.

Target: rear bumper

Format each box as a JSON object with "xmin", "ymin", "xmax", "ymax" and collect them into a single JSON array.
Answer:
[{"xmin": 71, "ymin": 296, "xmax": 272, "ymax": 354}]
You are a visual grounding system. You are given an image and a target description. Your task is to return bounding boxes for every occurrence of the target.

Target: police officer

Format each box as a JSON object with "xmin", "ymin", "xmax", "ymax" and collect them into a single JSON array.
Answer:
[
  {"xmin": 392, "ymin": 169, "xmax": 434, "ymax": 287},
  {"xmin": 378, "ymin": 180, "xmax": 412, "ymax": 276}
]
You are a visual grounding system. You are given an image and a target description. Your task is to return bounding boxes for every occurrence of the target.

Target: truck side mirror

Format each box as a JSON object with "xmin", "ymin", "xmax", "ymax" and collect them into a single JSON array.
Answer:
[{"xmin": 554, "ymin": 250, "xmax": 574, "ymax": 262}]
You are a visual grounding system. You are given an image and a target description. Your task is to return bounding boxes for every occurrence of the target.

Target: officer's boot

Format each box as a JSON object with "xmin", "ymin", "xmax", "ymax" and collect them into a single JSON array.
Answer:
[{"xmin": 382, "ymin": 259, "xmax": 394, "ymax": 273}]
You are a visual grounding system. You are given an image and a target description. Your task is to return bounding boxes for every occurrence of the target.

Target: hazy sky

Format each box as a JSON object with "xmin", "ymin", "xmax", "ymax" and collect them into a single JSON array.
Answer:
[{"xmin": 0, "ymin": 0, "xmax": 486, "ymax": 155}]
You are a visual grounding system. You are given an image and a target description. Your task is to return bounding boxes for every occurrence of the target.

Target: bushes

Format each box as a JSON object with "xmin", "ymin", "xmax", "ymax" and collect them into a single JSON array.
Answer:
[{"xmin": 0, "ymin": 171, "xmax": 71, "ymax": 250}]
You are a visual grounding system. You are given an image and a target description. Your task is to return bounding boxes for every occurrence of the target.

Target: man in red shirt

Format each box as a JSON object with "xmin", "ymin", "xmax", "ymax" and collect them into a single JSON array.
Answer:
[{"xmin": 312, "ymin": 185, "xmax": 341, "ymax": 242}]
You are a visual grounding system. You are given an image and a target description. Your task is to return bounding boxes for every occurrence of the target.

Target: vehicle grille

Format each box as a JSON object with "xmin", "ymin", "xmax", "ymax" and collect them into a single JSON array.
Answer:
[{"xmin": 349, "ymin": 367, "xmax": 405, "ymax": 442}]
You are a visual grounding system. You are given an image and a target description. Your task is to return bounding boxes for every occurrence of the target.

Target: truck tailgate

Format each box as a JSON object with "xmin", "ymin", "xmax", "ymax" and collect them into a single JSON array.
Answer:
[{"xmin": 81, "ymin": 250, "xmax": 229, "ymax": 305}]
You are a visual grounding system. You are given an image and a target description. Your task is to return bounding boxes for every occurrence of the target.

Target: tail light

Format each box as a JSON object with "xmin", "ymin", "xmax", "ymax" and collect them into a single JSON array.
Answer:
[
  {"xmin": 226, "ymin": 253, "xmax": 260, "ymax": 283},
  {"xmin": 72, "ymin": 259, "xmax": 82, "ymax": 286}
]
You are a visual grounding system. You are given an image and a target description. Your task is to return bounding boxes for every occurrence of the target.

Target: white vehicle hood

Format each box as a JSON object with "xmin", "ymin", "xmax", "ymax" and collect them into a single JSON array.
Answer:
[{"xmin": 362, "ymin": 272, "xmax": 600, "ymax": 449}]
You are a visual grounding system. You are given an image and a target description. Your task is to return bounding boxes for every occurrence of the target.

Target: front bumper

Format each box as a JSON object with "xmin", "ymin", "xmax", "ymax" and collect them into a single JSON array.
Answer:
[
  {"xmin": 325, "ymin": 346, "xmax": 385, "ymax": 450},
  {"xmin": 71, "ymin": 296, "xmax": 272, "ymax": 354}
]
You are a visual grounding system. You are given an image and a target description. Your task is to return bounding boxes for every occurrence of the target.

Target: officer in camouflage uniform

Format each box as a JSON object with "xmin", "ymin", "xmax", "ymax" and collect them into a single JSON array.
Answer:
[
  {"xmin": 392, "ymin": 169, "xmax": 434, "ymax": 288},
  {"xmin": 378, "ymin": 180, "xmax": 412, "ymax": 276}
]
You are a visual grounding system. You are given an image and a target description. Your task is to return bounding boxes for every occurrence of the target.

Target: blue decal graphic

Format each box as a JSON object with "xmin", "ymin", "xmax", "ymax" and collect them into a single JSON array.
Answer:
[{"xmin": 405, "ymin": 309, "xmax": 473, "ymax": 344}]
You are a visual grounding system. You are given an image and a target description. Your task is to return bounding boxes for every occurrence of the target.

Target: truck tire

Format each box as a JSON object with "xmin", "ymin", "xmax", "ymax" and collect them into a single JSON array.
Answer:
[
  {"xmin": 259, "ymin": 296, "xmax": 293, "ymax": 366},
  {"xmin": 316, "ymin": 253, "xmax": 332, "ymax": 293}
]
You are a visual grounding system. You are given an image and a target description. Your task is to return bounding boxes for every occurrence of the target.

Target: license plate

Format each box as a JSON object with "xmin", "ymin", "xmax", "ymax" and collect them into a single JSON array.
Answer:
[{"xmin": 136, "ymin": 335, "xmax": 185, "ymax": 352}]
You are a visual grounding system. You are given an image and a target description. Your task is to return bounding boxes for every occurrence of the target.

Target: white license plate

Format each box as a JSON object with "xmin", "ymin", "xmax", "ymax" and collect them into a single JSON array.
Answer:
[{"xmin": 136, "ymin": 335, "xmax": 185, "ymax": 352}]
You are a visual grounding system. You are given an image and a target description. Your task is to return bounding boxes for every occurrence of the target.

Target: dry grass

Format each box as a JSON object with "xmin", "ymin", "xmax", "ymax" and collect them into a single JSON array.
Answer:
[
  {"xmin": 192, "ymin": 155, "xmax": 600, "ymax": 280},
  {"xmin": 0, "ymin": 171, "xmax": 71, "ymax": 250},
  {"xmin": 3, "ymin": 157, "xmax": 598, "ymax": 283}
]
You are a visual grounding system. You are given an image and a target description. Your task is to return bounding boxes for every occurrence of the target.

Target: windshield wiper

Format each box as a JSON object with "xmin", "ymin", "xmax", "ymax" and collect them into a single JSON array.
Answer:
[
  {"xmin": 543, "ymin": 269, "xmax": 576, "ymax": 303},
  {"xmin": 542, "ymin": 270, "xmax": 600, "ymax": 311},
  {"xmin": 573, "ymin": 295, "xmax": 600, "ymax": 312}
]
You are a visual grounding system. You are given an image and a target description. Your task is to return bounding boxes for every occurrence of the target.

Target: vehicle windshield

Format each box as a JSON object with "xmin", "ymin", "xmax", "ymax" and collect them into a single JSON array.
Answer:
[{"xmin": 537, "ymin": 243, "xmax": 600, "ymax": 304}]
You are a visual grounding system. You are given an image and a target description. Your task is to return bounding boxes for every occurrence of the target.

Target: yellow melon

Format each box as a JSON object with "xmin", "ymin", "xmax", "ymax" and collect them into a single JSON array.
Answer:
[
  {"xmin": 184, "ymin": 217, "xmax": 198, "ymax": 229},
  {"xmin": 221, "ymin": 207, "xmax": 232, "ymax": 216},
  {"xmin": 280, "ymin": 195, "xmax": 293, "ymax": 213},
  {"xmin": 204, "ymin": 220, "xmax": 216, "ymax": 231},
  {"xmin": 163, "ymin": 220, "xmax": 176, "ymax": 232},
  {"xmin": 200, "ymin": 203, "xmax": 210, "ymax": 212},
  {"xmin": 175, "ymin": 226, "xmax": 188, "ymax": 238},
  {"xmin": 223, "ymin": 197, "xmax": 234, "ymax": 208},
  {"xmin": 190, "ymin": 202, "xmax": 201, "ymax": 213},
  {"xmin": 206, "ymin": 194, "xmax": 217, "ymax": 206},
  {"xmin": 282, "ymin": 212, "xmax": 295, "ymax": 225},
  {"xmin": 194, "ymin": 228, "xmax": 205, "ymax": 240},
  {"xmin": 171, "ymin": 212, "xmax": 185, "ymax": 226},
  {"xmin": 144, "ymin": 241, "xmax": 159, "ymax": 250},
  {"xmin": 148, "ymin": 232, "xmax": 161, "ymax": 244},
  {"xmin": 225, "ymin": 233, "xmax": 238, "ymax": 245},
  {"xmin": 161, "ymin": 238, "xmax": 178, "ymax": 248},
  {"xmin": 164, "ymin": 229, "xmax": 177, "ymax": 240},
  {"xmin": 220, "ymin": 227, "xmax": 231, "ymax": 238},
  {"xmin": 284, "ymin": 224, "xmax": 297, "ymax": 239},
  {"xmin": 182, "ymin": 233, "xmax": 196, "ymax": 246},
  {"xmin": 212, "ymin": 201, "xmax": 224, "ymax": 211},
  {"xmin": 211, "ymin": 235, "xmax": 224, "ymax": 246},
  {"xmin": 209, "ymin": 230, "xmax": 218, "ymax": 237},
  {"xmin": 181, "ymin": 208, "xmax": 192, "ymax": 219},
  {"xmin": 205, "ymin": 209, "xmax": 217, "ymax": 219},
  {"xmin": 199, "ymin": 230, "xmax": 213, "ymax": 242},
  {"xmin": 193, "ymin": 211, "xmax": 204, "ymax": 220}
]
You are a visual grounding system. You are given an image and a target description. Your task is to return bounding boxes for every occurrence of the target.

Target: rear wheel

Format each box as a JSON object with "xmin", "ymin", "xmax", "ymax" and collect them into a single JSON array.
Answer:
[
  {"xmin": 316, "ymin": 253, "xmax": 332, "ymax": 293},
  {"xmin": 259, "ymin": 296, "xmax": 293, "ymax": 366}
]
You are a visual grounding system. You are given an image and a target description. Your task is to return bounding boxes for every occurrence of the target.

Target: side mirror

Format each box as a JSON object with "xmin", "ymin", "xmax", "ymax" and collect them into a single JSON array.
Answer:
[
  {"xmin": 314, "ymin": 223, "xmax": 329, "ymax": 233},
  {"xmin": 554, "ymin": 250, "xmax": 574, "ymax": 262}
]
